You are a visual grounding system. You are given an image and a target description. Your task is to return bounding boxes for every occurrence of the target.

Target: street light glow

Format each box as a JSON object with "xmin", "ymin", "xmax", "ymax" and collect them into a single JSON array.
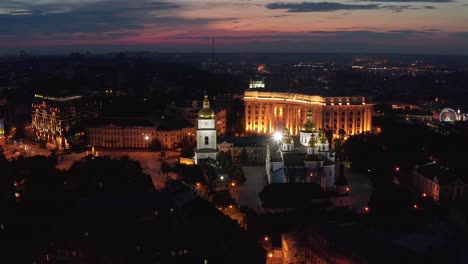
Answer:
[{"xmin": 273, "ymin": 132, "xmax": 282, "ymax": 141}]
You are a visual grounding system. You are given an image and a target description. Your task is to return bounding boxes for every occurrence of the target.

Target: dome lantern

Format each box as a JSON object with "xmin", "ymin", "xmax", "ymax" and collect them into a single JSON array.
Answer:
[
  {"xmin": 198, "ymin": 92, "xmax": 214, "ymax": 119},
  {"xmin": 301, "ymin": 108, "xmax": 316, "ymax": 132}
]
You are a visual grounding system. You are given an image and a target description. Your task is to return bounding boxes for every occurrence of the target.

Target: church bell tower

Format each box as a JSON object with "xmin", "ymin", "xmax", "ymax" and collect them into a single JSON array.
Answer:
[{"xmin": 195, "ymin": 92, "xmax": 217, "ymax": 163}]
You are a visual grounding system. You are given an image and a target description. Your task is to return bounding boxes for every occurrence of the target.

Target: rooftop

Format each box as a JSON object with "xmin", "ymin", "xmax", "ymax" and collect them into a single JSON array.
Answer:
[
  {"xmin": 85, "ymin": 118, "xmax": 155, "ymax": 128},
  {"xmin": 415, "ymin": 162, "xmax": 460, "ymax": 184},
  {"xmin": 218, "ymin": 136, "xmax": 272, "ymax": 147},
  {"xmin": 156, "ymin": 118, "xmax": 194, "ymax": 131},
  {"xmin": 259, "ymin": 183, "xmax": 330, "ymax": 208}
]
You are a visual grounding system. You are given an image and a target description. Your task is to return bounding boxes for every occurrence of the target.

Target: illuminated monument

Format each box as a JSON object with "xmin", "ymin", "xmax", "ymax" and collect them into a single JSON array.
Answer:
[
  {"xmin": 244, "ymin": 90, "xmax": 373, "ymax": 137},
  {"xmin": 267, "ymin": 117, "xmax": 336, "ymax": 189},
  {"xmin": 194, "ymin": 93, "xmax": 217, "ymax": 163}
]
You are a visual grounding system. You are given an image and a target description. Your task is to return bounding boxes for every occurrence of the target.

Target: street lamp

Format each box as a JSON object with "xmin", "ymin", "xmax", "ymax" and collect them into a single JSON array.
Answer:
[{"xmin": 273, "ymin": 132, "xmax": 282, "ymax": 141}]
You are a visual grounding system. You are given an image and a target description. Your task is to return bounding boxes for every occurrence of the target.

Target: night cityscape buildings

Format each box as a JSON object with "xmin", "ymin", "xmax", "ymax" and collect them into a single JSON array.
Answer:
[
  {"xmin": 1, "ymin": 2, "xmax": 468, "ymax": 261},
  {"xmin": 244, "ymin": 90, "xmax": 373, "ymax": 137}
]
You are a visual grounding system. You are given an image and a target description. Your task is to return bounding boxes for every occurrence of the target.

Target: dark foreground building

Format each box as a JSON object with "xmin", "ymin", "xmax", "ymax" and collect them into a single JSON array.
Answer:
[{"xmin": 37, "ymin": 181, "xmax": 265, "ymax": 263}]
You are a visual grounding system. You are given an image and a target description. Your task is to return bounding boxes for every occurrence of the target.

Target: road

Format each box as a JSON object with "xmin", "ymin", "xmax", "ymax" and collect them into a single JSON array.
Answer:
[
  {"xmin": 229, "ymin": 163, "xmax": 372, "ymax": 214},
  {"xmin": 230, "ymin": 166, "xmax": 268, "ymax": 212},
  {"xmin": 341, "ymin": 162, "xmax": 373, "ymax": 212}
]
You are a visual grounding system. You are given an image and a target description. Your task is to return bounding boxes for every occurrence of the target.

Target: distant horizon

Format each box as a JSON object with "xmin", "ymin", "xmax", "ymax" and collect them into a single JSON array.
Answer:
[
  {"xmin": 2, "ymin": 48, "xmax": 468, "ymax": 58},
  {"xmin": 1, "ymin": 1, "xmax": 467, "ymax": 56}
]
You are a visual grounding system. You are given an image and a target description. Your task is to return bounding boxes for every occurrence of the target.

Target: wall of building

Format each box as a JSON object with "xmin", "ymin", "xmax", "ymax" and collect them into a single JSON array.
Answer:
[
  {"xmin": 244, "ymin": 90, "xmax": 372, "ymax": 136},
  {"xmin": 31, "ymin": 94, "xmax": 99, "ymax": 148},
  {"xmin": 88, "ymin": 125, "xmax": 195, "ymax": 149}
]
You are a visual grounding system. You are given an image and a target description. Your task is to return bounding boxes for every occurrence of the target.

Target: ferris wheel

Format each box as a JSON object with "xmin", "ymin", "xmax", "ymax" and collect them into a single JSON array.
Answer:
[{"xmin": 439, "ymin": 108, "xmax": 458, "ymax": 122}]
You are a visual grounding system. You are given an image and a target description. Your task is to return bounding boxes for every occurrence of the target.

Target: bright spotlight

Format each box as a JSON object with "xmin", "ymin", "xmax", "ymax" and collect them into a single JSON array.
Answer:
[{"xmin": 273, "ymin": 132, "xmax": 282, "ymax": 141}]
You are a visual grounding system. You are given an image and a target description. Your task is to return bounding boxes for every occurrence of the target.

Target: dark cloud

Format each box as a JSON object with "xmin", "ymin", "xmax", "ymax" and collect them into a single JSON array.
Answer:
[
  {"xmin": 265, "ymin": 2, "xmax": 381, "ymax": 12},
  {"xmin": 173, "ymin": 29, "xmax": 438, "ymax": 41},
  {"xmin": 451, "ymin": 32, "xmax": 468, "ymax": 39},
  {"xmin": 0, "ymin": 0, "xmax": 230, "ymax": 42},
  {"xmin": 265, "ymin": 1, "xmax": 431, "ymax": 12}
]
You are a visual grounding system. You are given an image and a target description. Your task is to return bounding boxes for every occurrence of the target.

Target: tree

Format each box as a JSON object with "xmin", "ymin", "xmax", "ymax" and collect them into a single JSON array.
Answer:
[
  {"xmin": 179, "ymin": 135, "xmax": 196, "ymax": 158},
  {"xmin": 226, "ymin": 164, "xmax": 246, "ymax": 185},
  {"xmin": 10, "ymin": 156, "xmax": 62, "ymax": 204},
  {"xmin": 68, "ymin": 155, "xmax": 154, "ymax": 196},
  {"xmin": 149, "ymin": 138, "xmax": 162, "ymax": 151},
  {"xmin": 240, "ymin": 148, "xmax": 249, "ymax": 164},
  {"xmin": 161, "ymin": 161, "xmax": 171, "ymax": 181},
  {"xmin": 0, "ymin": 153, "xmax": 14, "ymax": 207},
  {"xmin": 338, "ymin": 129, "xmax": 346, "ymax": 140},
  {"xmin": 324, "ymin": 128, "xmax": 334, "ymax": 145},
  {"xmin": 216, "ymin": 151, "xmax": 232, "ymax": 169},
  {"xmin": 181, "ymin": 146, "xmax": 194, "ymax": 158}
]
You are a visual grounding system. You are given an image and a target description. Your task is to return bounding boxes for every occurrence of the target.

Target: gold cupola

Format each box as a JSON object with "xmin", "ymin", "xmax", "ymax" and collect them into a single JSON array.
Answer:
[
  {"xmin": 307, "ymin": 136, "xmax": 317, "ymax": 148},
  {"xmin": 198, "ymin": 92, "xmax": 214, "ymax": 119},
  {"xmin": 319, "ymin": 131, "xmax": 328, "ymax": 144},
  {"xmin": 301, "ymin": 108, "xmax": 316, "ymax": 132}
]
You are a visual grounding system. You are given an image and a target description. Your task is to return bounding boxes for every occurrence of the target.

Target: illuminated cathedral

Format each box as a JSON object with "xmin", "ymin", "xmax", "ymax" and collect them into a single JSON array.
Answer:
[{"xmin": 266, "ymin": 109, "xmax": 337, "ymax": 190}]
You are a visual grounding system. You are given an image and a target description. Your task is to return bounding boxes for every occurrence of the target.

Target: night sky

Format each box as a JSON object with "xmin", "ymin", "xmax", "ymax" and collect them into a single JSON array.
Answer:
[{"xmin": 1, "ymin": 0, "xmax": 467, "ymax": 54}]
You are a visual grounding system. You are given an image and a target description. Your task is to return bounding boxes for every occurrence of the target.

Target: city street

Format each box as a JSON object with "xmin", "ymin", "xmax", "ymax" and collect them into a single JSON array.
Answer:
[
  {"xmin": 341, "ymin": 162, "xmax": 373, "ymax": 212},
  {"xmin": 229, "ymin": 163, "xmax": 373, "ymax": 214},
  {"xmin": 230, "ymin": 166, "xmax": 268, "ymax": 212}
]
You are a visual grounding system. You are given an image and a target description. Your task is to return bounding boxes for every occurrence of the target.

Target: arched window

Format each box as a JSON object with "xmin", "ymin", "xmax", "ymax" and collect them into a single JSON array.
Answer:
[{"xmin": 205, "ymin": 136, "xmax": 209, "ymax": 145}]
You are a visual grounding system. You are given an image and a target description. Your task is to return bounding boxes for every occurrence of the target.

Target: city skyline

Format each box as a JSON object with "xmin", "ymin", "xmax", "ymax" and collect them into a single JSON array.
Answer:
[{"xmin": 1, "ymin": 0, "xmax": 468, "ymax": 55}]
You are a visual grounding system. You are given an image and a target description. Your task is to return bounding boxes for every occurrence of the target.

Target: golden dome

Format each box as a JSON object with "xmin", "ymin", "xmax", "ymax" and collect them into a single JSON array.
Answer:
[
  {"xmin": 198, "ymin": 93, "xmax": 214, "ymax": 119},
  {"xmin": 319, "ymin": 132, "xmax": 328, "ymax": 144},
  {"xmin": 307, "ymin": 137, "xmax": 317, "ymax": 148},
  {"xmin": 282, "ymin": 128, "xmax": 294, "ymax": 144},
  {"xmin": 301, "ymin": 109, "xmax": 316, "ymax": 132}
]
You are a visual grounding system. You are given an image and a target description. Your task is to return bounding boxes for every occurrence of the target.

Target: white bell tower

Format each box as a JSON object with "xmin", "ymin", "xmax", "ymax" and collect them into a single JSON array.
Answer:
[{"xmin": 195, "ymin": 92, "xmax": 217, "ymax": 163}]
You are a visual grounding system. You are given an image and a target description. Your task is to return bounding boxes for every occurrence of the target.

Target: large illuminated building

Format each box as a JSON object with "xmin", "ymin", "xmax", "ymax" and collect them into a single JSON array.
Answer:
[
  {"xmin": 244, "ymin": 90, "xmax": 373, "ymax": 137},
  {"xmin": 32, "ymin": 93, "xmax": 99, "ymax": 148}
]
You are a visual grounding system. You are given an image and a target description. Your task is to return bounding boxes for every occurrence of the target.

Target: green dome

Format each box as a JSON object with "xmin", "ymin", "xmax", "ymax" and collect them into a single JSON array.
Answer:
[
  {"xmin": 307, "ymin": 137, "xmax": 317, "ymax": 148},
  {"xmin": 301, "ymin": 121, "xmax": 316, "ymax": 132},
  {"xmin": 301, "ymin": 108, "xmax": 316, "ymax": 132},
  {"xmin": 319, "ymin": 132, "xmax": 328, "ymax": 144},
  {"xmin": 282, "ymin": 128, "xmax": 294, "ymax": 144},
  {"xmin": 198, "ymin": 93, "xmax": 214, "ymax": 119}
]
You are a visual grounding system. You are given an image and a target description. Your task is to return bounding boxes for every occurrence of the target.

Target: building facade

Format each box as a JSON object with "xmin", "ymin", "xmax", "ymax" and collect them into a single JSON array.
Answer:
[
  {"xmin": 217, "ymin": 137, "xmax": 268, "ymax": 164},
  {"xmin": 244, "ymin": 90, "xmax": 373, "ymax": 136},
  {"xmin": 411, "ymin": 162, "xmax": 466, "ymax": 202},
  {"xmin": 32, "ymin": 93, "xmax": 99, "ymax": 148},
  {"xmin": 88, "ymin": 121, "xmax": 195, "ymax": 149},
  {"xmin": 88, "ymin": 124, "xmax": 156, "ymax": 148}
]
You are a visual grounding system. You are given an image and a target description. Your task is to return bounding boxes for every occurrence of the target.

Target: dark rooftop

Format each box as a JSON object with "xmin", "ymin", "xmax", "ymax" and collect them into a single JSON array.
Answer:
[
  {"xmin": 218, "ymin": 136, "xmax": 272, "ymax": 147},
  {"xmin": 415, "ymin": 162, "xmax": 459, "ymax": 184},
  {"xmin": 85, "ymin": 117, "xmax": 155, "ymax": 128},
  {"xmin": 259, "ymin": 183, "xmax": 330, "ymax": 208},
  {"xmin": 156, "ymin": 118, "xmax": 194, "ymax": 131}
]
